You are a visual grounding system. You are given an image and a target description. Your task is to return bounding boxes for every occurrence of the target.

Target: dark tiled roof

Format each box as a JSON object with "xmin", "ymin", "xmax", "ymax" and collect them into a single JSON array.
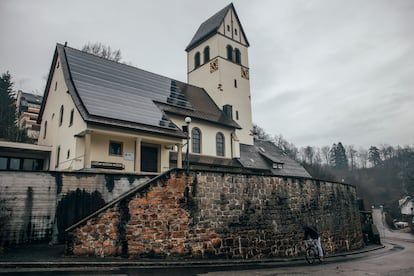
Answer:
[
  {"xmin": 40, "ymin": 44, "xmax": 238, "ymax": 138},
  {"xmin": 155, "ymin": 81, "xmax": 240, "ymax": 129},
  {"xmin": 239, "ymin": 139, "xmax": 311, "ymax": 178},
  {"xmin": 186, "ymin": 3, "xmax": 249, "ymax": 51},
  {"xmin": 169, "ymin": 140, "xmax": 310, "ymax": 178}
]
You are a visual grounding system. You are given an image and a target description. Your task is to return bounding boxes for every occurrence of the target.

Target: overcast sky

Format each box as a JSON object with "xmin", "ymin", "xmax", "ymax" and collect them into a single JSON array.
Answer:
[{"xmin": 1, "ymin": 0, "xmax": 413, "ymax": 148}]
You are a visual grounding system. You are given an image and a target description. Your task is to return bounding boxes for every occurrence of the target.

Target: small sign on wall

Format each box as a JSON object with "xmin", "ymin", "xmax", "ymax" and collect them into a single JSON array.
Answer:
[{"xmin": 124, "ymin": 152, "xmax": 134, "ymax": 161}]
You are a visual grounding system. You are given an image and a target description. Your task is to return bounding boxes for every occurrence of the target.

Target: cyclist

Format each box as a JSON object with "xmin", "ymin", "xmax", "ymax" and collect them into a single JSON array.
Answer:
[{"xmin": 303, "ymin": 225, "xmax": 324, "ymax": 260}]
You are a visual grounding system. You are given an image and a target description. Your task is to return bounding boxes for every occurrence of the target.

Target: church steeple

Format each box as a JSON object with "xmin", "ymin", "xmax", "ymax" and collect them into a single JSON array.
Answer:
[
  {"xmin": 186, "ymin": 3, "xmax": 253, "ymax": 145},
  {"xmin": 185, "ymin": 3, "xmax": 249, "ymax": 52}
]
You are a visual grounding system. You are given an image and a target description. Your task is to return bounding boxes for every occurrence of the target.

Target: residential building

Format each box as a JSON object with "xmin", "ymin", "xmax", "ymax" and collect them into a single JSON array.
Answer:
[
  {"xmin": 16, "ymin": 90, "xmax": 43, "ymax": 142},
  {"xmin": 399, "ymin": 196, "xmax": 414, "ymax": 216}
]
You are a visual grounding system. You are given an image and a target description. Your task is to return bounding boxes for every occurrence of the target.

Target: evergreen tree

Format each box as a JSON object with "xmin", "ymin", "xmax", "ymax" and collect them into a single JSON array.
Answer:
[
  {"xmin": 0, "ymin": 72, "xmax": 16, "ymax": 139},
  {"xmin": 0, "ymin": 72, "xmax": 32, "ymax": 143},
  {"xmin": 368, "ymin": 146, "xmax": 382, "ymax": 167},
  {"xmin": 329, "ymin": 142, "xmax": 348, "ymax": 170},
  {"xmin": 335, "ymin": 142, "xmax": 349, "ymax": 170},
  {"xmin": 329, "ymin": 143, "xmax": 337, "ymax": 167}
]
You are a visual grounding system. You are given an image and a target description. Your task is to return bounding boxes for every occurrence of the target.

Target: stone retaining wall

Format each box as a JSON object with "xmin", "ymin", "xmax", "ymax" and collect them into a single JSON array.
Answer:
[
  {"xmin": 67, "ymin": 170, "xmax": 364, "ymax": 259},
  {"xmin": 0, "ymin": 171, "xmax": 150, "ymax": 244}
]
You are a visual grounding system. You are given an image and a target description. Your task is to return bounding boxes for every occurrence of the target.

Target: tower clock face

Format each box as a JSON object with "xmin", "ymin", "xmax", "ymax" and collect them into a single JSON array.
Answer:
[
  {"xmin": 210, "ymin": 58, "xmax": 219, "ymax": 73},
  {"xmin": 241, "ymin": 67, "xmax": 249, "ymax": 80}
]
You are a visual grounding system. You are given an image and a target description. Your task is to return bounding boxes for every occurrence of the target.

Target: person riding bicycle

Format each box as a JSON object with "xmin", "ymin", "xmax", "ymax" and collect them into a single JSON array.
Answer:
[{"xmin": 303, "ymin": 225, "xmax": 324, "ymax": 260}]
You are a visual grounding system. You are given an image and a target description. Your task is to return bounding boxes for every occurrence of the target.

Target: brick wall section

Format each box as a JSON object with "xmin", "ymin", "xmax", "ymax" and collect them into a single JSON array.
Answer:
[
  {"xmin": 125, "ymin": 173, "xmax": 194, "ymax": 257},
  {"xmin": 70, "ymin": 206, "xmax": 121, "ymax": 257},
  {"xmin": 66, "ymin": 170, "xmax": 364, "ymax": 259}
]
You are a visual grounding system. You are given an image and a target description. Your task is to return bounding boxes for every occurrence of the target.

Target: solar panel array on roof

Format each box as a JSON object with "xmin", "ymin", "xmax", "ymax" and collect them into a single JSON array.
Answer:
[
  {"xmin": 64, "ymin": 47, "xmax": 195, "ymax": 130},
  {"xmin": 167, "ymin": 80, "xmax": 192, "ymax": 109}
]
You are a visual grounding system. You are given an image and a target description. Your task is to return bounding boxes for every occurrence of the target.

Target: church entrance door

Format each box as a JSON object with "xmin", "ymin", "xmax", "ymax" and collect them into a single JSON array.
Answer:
[{"xmin": 141, "ymin": 143, "xmax": 159, "ymax": 172}]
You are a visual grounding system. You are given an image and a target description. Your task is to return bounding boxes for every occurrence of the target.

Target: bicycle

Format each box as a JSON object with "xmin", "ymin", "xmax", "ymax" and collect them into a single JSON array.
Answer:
[{"xmin": 305, "ymin": 239, "xmax": 322, "ymax": 264}]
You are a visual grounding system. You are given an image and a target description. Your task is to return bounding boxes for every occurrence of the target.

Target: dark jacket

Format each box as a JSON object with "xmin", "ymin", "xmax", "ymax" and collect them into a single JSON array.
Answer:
[{"xmin": 303, "ymin": 226, "xmax": 319, "ymax": 240}]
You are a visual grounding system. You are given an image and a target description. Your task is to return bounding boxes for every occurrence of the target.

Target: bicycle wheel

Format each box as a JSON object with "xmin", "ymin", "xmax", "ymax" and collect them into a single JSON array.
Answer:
[{"xmin": 305, "ymin": 247, "xmax": 317, "ymax": 264}]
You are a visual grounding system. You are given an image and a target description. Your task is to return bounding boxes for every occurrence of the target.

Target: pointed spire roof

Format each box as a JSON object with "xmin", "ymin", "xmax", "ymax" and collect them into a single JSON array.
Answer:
[{"xmin": 185, "ymin": 3, "xmax": 249, "ymax": 52}]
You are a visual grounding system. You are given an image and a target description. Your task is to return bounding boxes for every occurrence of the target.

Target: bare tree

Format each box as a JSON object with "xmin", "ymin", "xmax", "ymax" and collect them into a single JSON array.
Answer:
[
  {"xmin": 303, "ymin": 146, "xmax": 315, "ymax": 165},
  {"xmin": 379, "ymin": 144, "xmax": 395, "ymax": 161},
  {"xmin": 321, "ymin": 146, "xmax": 330, "ymax": 165},
  {"xmin": 347, "ymin": 145, "xmax": 357, "ymax": 170},
  {"xmin": 357, "ymin": 147, "xmax": 369, "ymax": 168},
  {"xmin": 314, "ymin": 148, "xmax": 322, "ymax": 165},
  {"xmin": 274, "ymin": 134, "xmax": 299, "ymax": 161},
  {"xmin": 82, "ymin": 42, "xmax": 122, "ymax": 62}
]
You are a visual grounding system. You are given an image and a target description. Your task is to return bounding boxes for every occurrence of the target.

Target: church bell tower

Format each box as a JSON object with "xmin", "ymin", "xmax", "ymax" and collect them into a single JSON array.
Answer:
[{"xmin": 185, "ymin": 3, "xmax": 253, "ymax": 145}]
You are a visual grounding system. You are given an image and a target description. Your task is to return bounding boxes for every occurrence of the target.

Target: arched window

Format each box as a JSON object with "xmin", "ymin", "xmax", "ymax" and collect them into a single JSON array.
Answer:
[
  {"xmin": 191, "ymin": 127, "xmax": 201, "ymax": 154},
  {"xmin": 235, "ymin": 48, "xmax": 241, "ymax": 64},
  {"xmin": 203, "ymin": 46, "xmax": 210, "ymax": 63},
  {"xmin": 194, "ymin": 52, "xmax": 201, "ymax": 68},
  {"xmin": 216, "ymin": 132, "xmax": 225, "ymax": 156},
  {"xmin": 226, "ymin": 45, "xmax": 233, "ymax": 61},
  {"xmin": 59, "ymin": 105, "xmax": 64, "ymax": 126}
]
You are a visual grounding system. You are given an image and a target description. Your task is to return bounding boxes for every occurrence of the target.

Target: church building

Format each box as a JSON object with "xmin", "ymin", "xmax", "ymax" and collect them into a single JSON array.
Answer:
[{"xmin": 37, "ymin": 3, "xmax": 310, "ymax": 178}]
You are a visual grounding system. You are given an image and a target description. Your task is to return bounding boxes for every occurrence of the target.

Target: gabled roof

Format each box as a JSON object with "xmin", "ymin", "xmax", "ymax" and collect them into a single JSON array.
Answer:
[
  {"xmin": 185, "ymin": 3, "xmax": 249, "ymax": 51},
  {"xmin": 39, "ymin": 44, "xmax": 239, "ymax": 138},
  {"xmin": 239, "ymin": 139, "xmax": 312, "ymax": 178}
]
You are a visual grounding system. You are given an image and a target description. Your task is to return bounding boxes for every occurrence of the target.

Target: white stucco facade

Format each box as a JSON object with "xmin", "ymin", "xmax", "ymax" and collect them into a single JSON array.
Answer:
[
  {"xmin": 187, "ymin": 7, "xmax": 254, "ymax": 146},
  {"xmin": 38, "ymin": 56, "xmax": 238, "ymax": 174},
  {"xmin": 37, "ymin": 57, "xmax": 87, "ymax": 171}
]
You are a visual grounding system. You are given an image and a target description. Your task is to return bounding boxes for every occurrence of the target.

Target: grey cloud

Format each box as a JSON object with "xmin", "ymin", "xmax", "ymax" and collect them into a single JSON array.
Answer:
[{"xmin": 1, "ymin": 0, "xmax": 413, "ymax": 148}]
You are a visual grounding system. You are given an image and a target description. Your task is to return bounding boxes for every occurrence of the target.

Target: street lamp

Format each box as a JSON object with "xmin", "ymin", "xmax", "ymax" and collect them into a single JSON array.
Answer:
[{"xmin": 183, "ymin": 117, "xmax": 191, "ymax": 174}]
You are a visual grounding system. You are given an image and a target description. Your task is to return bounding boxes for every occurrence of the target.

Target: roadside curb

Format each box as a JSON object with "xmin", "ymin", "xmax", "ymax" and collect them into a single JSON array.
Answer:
[{"xmin": 0, "ymin": 244, "xmax": 385, "ymax": 269}]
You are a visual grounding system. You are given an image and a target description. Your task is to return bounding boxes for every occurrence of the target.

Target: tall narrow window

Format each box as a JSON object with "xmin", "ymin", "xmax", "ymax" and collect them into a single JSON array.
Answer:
[
  {"xmin": 234, "ymin": 79, "xmax": 237, "ymax": 88},
  {"xmin": 235, "ymin": 48, "xmax": 241, "ymax": 64},
  {"xmin": 226, "ymin": 45, "xmax": 233, "ymax": 61},
  {"xmin": 56, "ymin": 146, "xmax": 60, "ymax": 168},
  {"xmin": 59, "ymin": 105, "xmax": 64, "ymax": 126},
  {"xmin": 54, "ymin": 81, "xmax": 58, "ymax": 91},
  {"xmin": 216, "ymin": 132, "xmax": 225, "ymax": 157},
  {"xmin": 194, "ymin": 52, "xmax": 201, "ymax": 68},
  {"xmin": 43, "ymin": 121, "xmax": 47, "ymax": 139},
  {"xmin": 191, "ymin": 128, "xmax": 201, "ymax": 154},
  {"xmin": 203, "ymin": 46, "xmax": 210, "ymax": 63},
  {"xmin": 69, "ymin": 108, "xmax": 74, "ymax": 127}
]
